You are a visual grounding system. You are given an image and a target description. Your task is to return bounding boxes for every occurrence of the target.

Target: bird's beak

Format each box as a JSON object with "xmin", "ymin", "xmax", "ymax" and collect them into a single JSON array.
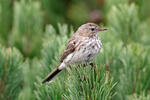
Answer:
[{"xmin": 97, "ymin": 28, "xmax": 108, "ymax": 31}]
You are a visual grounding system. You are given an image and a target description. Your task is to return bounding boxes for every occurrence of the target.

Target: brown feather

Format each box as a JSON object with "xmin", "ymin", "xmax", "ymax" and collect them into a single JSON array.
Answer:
[
  {"xmin": 60, "ymin": 35, "xmax": 77, "ymax": 62},
  {"xmin": 42, "ymin": 63, "xmax": 62, "ymax": 83}
]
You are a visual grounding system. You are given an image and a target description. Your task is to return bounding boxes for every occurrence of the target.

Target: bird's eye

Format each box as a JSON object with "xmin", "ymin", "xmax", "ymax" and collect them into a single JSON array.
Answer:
[{"xmin": 91, "ymin": 28, "xmax": 95, "ymax": 31}]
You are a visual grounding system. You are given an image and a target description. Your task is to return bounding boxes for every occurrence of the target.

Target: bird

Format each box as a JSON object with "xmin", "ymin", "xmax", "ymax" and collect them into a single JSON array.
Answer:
[{"xmin": 42, "ymin": 23, "xmax": 107, "ymax": 83}]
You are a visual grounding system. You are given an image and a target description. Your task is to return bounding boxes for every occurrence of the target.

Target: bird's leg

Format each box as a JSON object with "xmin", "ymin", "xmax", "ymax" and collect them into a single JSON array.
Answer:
[
  {"xmin": 77, "ymin": 64, "xmax": 87, "ymax": 67},
  {"xmin": 68, "ymin": 65, "xmax": 72, "ymax": 70},
  {"xmin": 78, "ymin": 63, "xmax": 96, "ymax": 68},
  {"xmin": 82, "ymin": 64, "xmax": 87, "ymax": 67},
  {"xmin": 89, "ymin": 62, "xmax": 96, "ymax": 68}
]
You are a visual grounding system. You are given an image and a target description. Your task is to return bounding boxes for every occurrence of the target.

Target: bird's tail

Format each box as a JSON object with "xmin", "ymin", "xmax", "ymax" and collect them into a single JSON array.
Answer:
[{"xmin": 42, "ymin": 63, "xmax": 63, "ymax": 84}]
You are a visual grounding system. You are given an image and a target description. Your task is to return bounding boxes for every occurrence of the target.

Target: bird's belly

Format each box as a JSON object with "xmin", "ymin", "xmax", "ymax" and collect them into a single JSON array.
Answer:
[{"xmin": 70, "ymin": 39, "xmax": 101, "ymax": 64}]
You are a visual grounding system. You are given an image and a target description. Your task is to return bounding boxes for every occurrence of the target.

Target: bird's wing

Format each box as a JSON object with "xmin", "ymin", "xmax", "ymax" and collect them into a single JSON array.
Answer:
[{"xmin": 60, "ymin": 35, "xmax": 78, "ymax": 62}]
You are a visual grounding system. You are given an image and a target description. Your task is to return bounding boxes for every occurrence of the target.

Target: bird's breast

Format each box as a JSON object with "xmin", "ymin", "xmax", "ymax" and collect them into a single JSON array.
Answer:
[{"xmin": 70, "ymin": 37, "xmax": 102, "ymax": 64}]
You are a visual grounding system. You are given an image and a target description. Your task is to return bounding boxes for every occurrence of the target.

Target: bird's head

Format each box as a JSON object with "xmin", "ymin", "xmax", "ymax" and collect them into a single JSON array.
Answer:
[{"xmin": 76, "ymin": 23, "xmax": 107, "ymax": 37}]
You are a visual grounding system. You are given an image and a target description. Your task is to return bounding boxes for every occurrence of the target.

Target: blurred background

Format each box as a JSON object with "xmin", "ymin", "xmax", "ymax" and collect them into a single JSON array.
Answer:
[
  {"xmin": 0, "ymin": 0, "xmax": 150, "ymax": 58},
  {"xmin": 0, "ymin": 0, "xmax": 150, "ymax": 100}
]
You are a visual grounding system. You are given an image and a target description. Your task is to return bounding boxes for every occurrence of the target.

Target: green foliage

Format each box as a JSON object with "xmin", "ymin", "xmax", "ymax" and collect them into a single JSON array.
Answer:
[
  {"xmin": 139, "ymin": 20, "xmax": 150, "ymax": 45},
  {"xmin": 10, "ymin": 0, "xmax": 43, "ymax": 58},
  {"xmin": 115, "ymin": 44, "xmax": 150, "ymax": 100},
  {"xmin": 64, "ymin": 66, "xmax": 116, "ymax": 100},
  {"xmin": 135, "ymin": 0, "xmax": 150, "ymax": 20},
  {"xmin": 107, "ymin": 3, "xmax": 140, "ymax": 45},
  {"xmin": 40, "ymin": 0, "xmax": 67, "ymax": 27},
  {"xmin": 0, "ymin": 45, "xmax": 23, "ymax": 100},
  {"xmin": 0, "ymin": 0, "xmax": 13, "ymax": 43},
  {"xmin": 128, "ymin": 93, "xmax": 150, "ymax": 100},
  {"xmin": 104, "ymin": 0, "xmax": 128, "ymax": 12},
  {"xmin": 0, "ymin": 0, "xmax": 150, "ymax": 100},
  {"xmin": 67, "ymin": 3, "xmax": 89, "ymax": 24},
  {"xmin": 95, "ymin": 39, "xmax": 150, "ymax": 100},
  {"xmin": 17, "ymin": 59, "xmax": 41, "ymax": 100}
]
